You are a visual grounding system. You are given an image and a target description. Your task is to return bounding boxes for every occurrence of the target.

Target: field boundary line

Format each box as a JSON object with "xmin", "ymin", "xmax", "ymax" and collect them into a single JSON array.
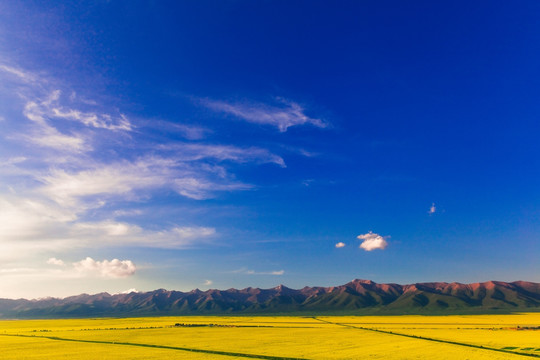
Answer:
[
  {"xmin": 0, "ymin": 333, "xmax": 310, "ymax": 360},
  {"xmin": 312, "ymin": 317, "xmax": 540, "ymax": 358}
]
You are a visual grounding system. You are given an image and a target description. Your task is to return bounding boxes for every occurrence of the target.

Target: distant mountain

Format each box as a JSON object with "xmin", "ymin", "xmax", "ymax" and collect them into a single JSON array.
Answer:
[{"xmin": 1, "ymin": 280, "xmax": 539, "ymax": 319}]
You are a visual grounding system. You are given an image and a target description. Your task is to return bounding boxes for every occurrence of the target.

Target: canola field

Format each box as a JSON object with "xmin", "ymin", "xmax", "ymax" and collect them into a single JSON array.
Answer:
[{"xmin": 1, "ymin": 313, "xmax": 539, "ymax": 359}]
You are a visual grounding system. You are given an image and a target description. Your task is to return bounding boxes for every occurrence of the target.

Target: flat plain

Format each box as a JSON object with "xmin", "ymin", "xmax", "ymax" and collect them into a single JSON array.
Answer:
[{"xmin": 1, "ymin": 314, "xmax": 539, "ymax": 359}]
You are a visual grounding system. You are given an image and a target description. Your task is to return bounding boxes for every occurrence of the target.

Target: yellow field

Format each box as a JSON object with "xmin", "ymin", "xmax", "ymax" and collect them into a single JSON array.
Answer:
[{"xmin": 1, "ymin": 314, "xmax": 539, "ymax": 359}]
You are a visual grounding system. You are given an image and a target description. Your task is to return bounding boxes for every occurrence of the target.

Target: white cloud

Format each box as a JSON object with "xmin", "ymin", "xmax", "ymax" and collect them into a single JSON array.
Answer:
[
  {"xmin": 170, "ymin": 226, "xmax": 216, "ymax": 239},
  {"xmin": 357, "ymin": 231, "xmax": 389, "ymax": 251},
  {"xmin": 37, "ymin": 153, "xmax": 266, "ymax": 206},
  {"xmin": 245, "ymin": 269, "xmax": 285, "ymax": 275},
  {"xmin": 51, "ymin": 106, "xmax": 132, "ymax": 131},
  {"xmin": 203, "ymin": 279, "xmax": 213, "ymax": 286},
  {"xmin": 113, "ymin": 209, "xmax": 144, "ymax": 217},
  {"xmin": 73, "ymin": 221, "xmax": 142, "ymax": 237},
  {"xmin": 0, "ymin": 64, "xmax": 39, "ymax": 83},
  {"xmin": 37, "ymin": 159, "xmax": 173, "ymax": 207},
  {"xmin": 335, "ymin": 242, "xmax": 346, "ymax": 248},
  {"xmin": 73, "ymin": 257, "xmax": 136, "ymax": 278},
  {"xmin": 201, "ymin": 97, "xmax": 327, "ymax": 132},
  {"xmin": 27, "ymin": 126, "xmax": 87, "ymax": 153},
  {"xmin": 71, "ymin": 223, "xmax": 216, "ymax": 249},
  {"xmin": 10, "ymin": 88, "xmax": 133, "ymax": 155},
  {"xmin": 428, "ymin": 203, "xmax": 436, "ymax": 214},
  {"xmin": 0, "ymin": 157, "xmax": 27, "ymax": 166},
  {"xmin": 120, "ymin": 288, "xmax": 138, "ymax": 294},
  {"xmin": 0, "ymin": 257, "xmax": 136, "ymax": 291},
  {"xmin": 0, "ymin": 62, "xmax": 301, "ymax": 265},
  {"xmin": 27, "ymin": 90, "xmax": 132, "ymax": 131},
  {"xmin": 172, "ymin": 124, "xmax": 209, "ymax": 140},
  {"xmin": 230, "ymin": 267, "xmax": 285, "ymax": 276},
  {"xmin": 0, "ymin": 196, "xmax": 76, "ymax": 241},
  {"xmin": 22, "ymin": 98, "xmax": 89, "ymax": 153},
  {"xmin": 0, "ymin": 194, "xmax": 217, "ymax": 257},
  {"xmin": 173, "ymin": 177, "xmax": 252, "ymax": 200},
  {"xmin": 39, "ymin": 167, "xmax": 144, "ymax": 207},
  {"xmin": 162, "ymin": 143, "xmax": 286, "ymax": 167},
  {"xmin": 46, "ymin": 257, "xmax": 65, "ymax": 266},
  {"xmin": 128, "ymin": 226, "xmax": 216, "ymax": 248}
]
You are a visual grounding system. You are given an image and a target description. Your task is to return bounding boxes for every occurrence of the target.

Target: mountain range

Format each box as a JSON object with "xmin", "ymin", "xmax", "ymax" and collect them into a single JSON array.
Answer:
[{"xmin": 1, "ymin": 280, "xmax": 539, "ymax": 319}]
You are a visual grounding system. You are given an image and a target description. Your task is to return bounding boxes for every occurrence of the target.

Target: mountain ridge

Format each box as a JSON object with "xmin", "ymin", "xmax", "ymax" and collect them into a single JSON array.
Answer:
[{"xmin": 1, "ymin": 279, "xmax": 539, "ymax": 319}]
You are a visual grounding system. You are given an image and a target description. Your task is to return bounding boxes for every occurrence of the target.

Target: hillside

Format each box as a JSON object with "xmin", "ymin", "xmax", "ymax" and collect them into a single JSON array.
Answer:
[{"xmin": 1, "ymin": 280, "xmax": 539, "ymax": 319}]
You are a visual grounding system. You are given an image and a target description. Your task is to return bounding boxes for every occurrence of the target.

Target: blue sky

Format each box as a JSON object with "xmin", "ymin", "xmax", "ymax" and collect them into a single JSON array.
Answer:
[{"xmin": 0, "ymin": 1, "xmax": 539, "ymax": 298}]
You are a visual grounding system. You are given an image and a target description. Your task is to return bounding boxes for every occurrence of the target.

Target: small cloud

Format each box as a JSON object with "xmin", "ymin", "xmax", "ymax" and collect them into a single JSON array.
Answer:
[
  {"xmin": 239, "ymin": 269, "xmax": 285, "ymax": 276},
  {"xmin": 357, "ymin": 231, "xmax": 389, "ymax": 251},
  {"xmin": 174, "ymin": 177, "xmax": 252, "ymax": 200},
  {"xmin": 428, "ymin": 203, "xmax": 436, "ymax": 215},
  {"xmin": 173, "ymin": 124, "xmax": 210, "ymax": 140},
  {"xmin": 201, "ymin": 97, "xmax": 327, "ymax": 132},
  {"xmin": 0, "ymin": 64, "xmax": 38, "ymax": 83},
  {"xmin": 0, "ymin": 157, "xmax": 27, "ymax": 166},
  {"xmin": 335, "ymin": 242, "xmax": 346, "ymax": 248},
  {"xmin": 74, "ymin": 221, "xmax": 141, "ymax": 237},
  {"xmin": 171, "ymin": 226, "xmax": 216, "ymax": 239},
  {"xmin": 121, "ymin": 288, "xmax": 138, "ymax": 294},
  {"xmin": 161, "ymin": 143, "xmax": 285, "ymax": 167},
  {"xmin": 113, "ymin": 209, "xmax": 144, "ymax": 217},
  {"xmin": 203, "ymin": 279, "xmax": 213, "ymax": 286},
  {"xmin": 29, "ymin": 90, "xmax": 133, "ymax": 132},
  {"xmin": 73, "ymin": 257, "xmax": 136, "ymax": 278},
  {"xmin": 46, "ymin": 257, "xmax": 65, "ymax": 266}
]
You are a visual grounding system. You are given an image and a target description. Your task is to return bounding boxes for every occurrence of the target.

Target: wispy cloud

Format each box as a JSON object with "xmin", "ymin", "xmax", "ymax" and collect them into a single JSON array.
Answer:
[
  {"xmin": 201, "ymin": 97, "xmax": 327, "ymax": 132},
  {"xmin": 170, "ymin": 226, "xmax": 216, "ymax": 239},
  {"xmin": 0, "ymin": 64, "xmax": 131, "ymax": 162},
  {"xmin": 35, "ymin": 156, "xmax": 257, "ymax": 206},
  {"xmin": 4, "ymin": 257, "xmax": 136, "ymax": 282},
  {"xmin": 23, "ymin": 90, "xmax": 132, "ymax": 151},
  {"xmin": 37, "ymin": 160, "xmax": 170, "ymax": 207},
  {"xmin": 357, "ymin": 231, "xmax": 389, "ymax": 251},
  {"xmin": 23, "ymin": 98, "xmax": 88, "ymax": 153},
  {"xmin": 14, "ymin": 88, "xmax": 135, "ymax": 155},
  {"xmin": 52, "ymin": 106, "xmax": 132, "ymax": 131},
  {"xmin": 335, "ymin": 242, "xmax": 346, "ymax": 248},
  {"xmin": 161, "ymin": 143, "xmax": 286, "ymax": 167},
  {"xmin": 428, "ymin": 203, "xmax": 436, "ymax": 215},
  {"xmin": 173, "ymin": 177, "xmax": 252, "ymax": 200},
  {"xmin": 171, "ymin": 123, "xmax": 210, "ymax": 140},
  {"xmin": 0, "ymin": 195, "xmax": 217, "ymax": 253},
  {"xmin": 0, "ymin": 196, "xmax": 77, "ymax": 242},
  {"xmin": 0, "ymin": 157, "xmax": 27, "ymax": 166},
  {"xmin": 203, "ymin": 279, "xmax": 213, "ymax": 286},
  {"xmin": 0, "ymin": 62, "xmax": 299, "ymax": 268},
  {"xmin": 229, "ymin": 267, "xmax": 284, "ymax": 275},
  {"xmin": 72, "ymin": 221, "xmax": 142, "ymax": 237},
  {"xmin": 0, "ymin": 154, "xmax": 237, "ymax": 256},
  {"xmin": 0, "ymin": 64, "xmax": 39, "ymax": 84},
  {"xmin": 27, "ymin": 90, "xmax": 132, "ymax": 131}
]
